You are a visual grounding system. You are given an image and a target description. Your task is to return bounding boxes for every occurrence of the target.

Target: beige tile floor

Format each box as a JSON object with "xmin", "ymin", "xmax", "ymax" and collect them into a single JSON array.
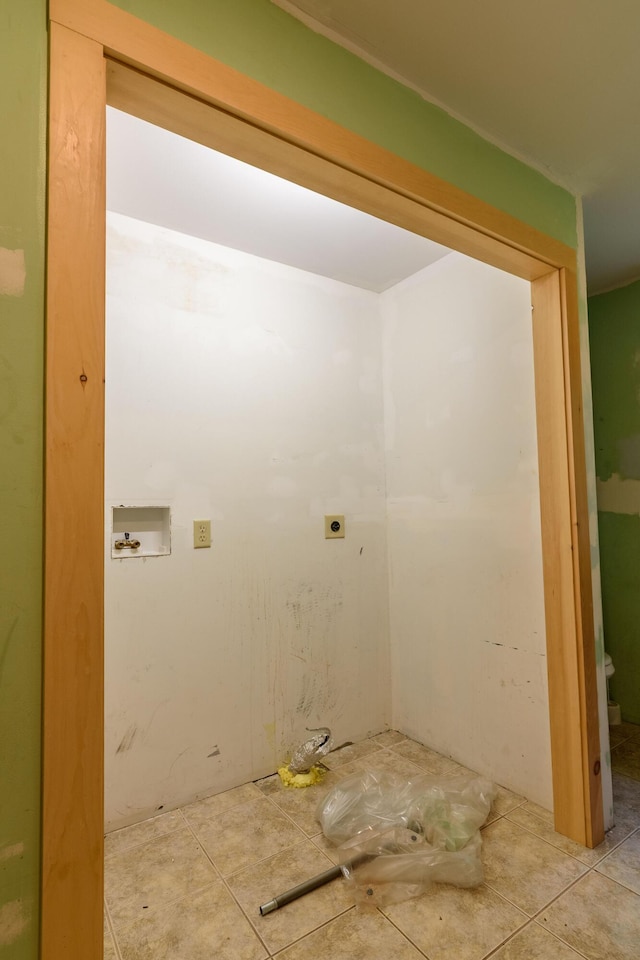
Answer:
[{"xmin": 104, "ymin": 725, "xmax": 640, "ymax": 959}]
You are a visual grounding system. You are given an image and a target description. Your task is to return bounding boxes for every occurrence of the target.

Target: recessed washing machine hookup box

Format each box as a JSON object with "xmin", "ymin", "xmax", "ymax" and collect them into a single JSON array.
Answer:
[{"xmin": 111, "ymin": 506, "xmax": 171, "ymax": 559}]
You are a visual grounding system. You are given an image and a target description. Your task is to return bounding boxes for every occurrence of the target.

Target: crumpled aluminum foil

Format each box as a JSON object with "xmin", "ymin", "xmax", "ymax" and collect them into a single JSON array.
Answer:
[{"xmin": 288, "ymin": 727, "xmax": 333, "ymax": 774}]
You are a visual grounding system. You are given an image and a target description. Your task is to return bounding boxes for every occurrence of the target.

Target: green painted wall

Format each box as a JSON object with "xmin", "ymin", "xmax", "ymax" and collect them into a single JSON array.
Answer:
[
  {"xmin": 589, "ymin": 278, "xmax": 640, "ymax": 724},
  {"xmin": 0, "ymin": 1, "xmax": 46, "ymax": 956},
  {"xmin": 0, "ymin": 1, "xmax": 587, "ymax": 955}
]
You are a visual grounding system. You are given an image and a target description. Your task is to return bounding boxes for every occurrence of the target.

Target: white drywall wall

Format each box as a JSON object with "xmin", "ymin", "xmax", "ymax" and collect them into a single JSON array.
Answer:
[
  {"xmin": 382, "ymin": 253, "xmax": 553, "ymax": 808},
  {"xmin": 105, "ymin": 215, "xmax": 554, "ymax": 827},
  {"xmin": 105, "ymin": 213, "xmax": 390, "ymax": 829}
]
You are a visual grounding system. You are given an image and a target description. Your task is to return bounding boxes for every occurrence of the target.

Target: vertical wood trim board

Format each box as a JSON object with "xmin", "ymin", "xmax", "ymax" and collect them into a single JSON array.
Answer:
[
  {"xmin": 43, "ymin": 21, "xmax": 106, "ymax": 960},
  {"xmin": 43, "ymin": 3, "xmax": 604, "ymax": 957},
  {"xmin": 559, "ymin": 267, "xmax": 603, "ymax": 845},
  {"xmin": 530, "ymin": 271, "xmax": 603, "ymax": 845}
]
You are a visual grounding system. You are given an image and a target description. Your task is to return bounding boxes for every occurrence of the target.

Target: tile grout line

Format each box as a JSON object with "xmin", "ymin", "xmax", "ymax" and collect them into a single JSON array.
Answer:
[
  {"xmin": 260, "ymin": 789, "xmax": 328, "ymax": 841},
  {"xmin": 215, "ymin": 799, "xmax": 357, "ymax": 958},
  {"xmin": 216, "ymin": 872, "xmax": 275, "ymax": 958},
  {"xmin": 532, "ymin": 858, "xmax": 601, "ymax": 917},
  {"xmin": 483, "ymin": 861, "xmax": 589, "ymax": 922},
  {"xmin": 267, "ymin": 904, "xmax": 357, "ymax": 959},
  {"xmin": 105, "ymin": 808, "xmax": 284, "ymax": 960},
  {"xmin": 480, "ymin": 915, "xmax": 592, "ymax": 960},
  {"xmin": 266, "ymin": 906, "xmax": 357, "ymax": 960},
  {"xmin": 589, "ymin": 846, "xmax": 640, "ymax": 900},
  {"xmin": 479, "ymin": 811, "xmax": 602, "ymax": 925},
  {"xmin": 504, "ymin": 806, "xmax": 639, "ymax": 868},
  {"xmin": 106, "ymin": 822, "xmax": 194, "ymax": 949},
  {"xmin": 105, "ymin": 806, "xmax": 241, "ymax": 946},
  {"xmin": 178, "ymin": 797, "xmax": 353, "ymax": 958},
  {"xmin": 587, "ymin": 820, "xmax": 639, "ymax": 864},
  {"xmin": 612, "ymin": 768, "xmax": 640, "ymax": 786},
  {"xmin": 483, "ymin": 815, "xmax": 640, "ymax": 938},
  {"xmin": 461, "ymin": 897, "xmax": 531, "ymax": 960},
  {"xmin": 217, "ymin": 823, "xmax": 359, "ymax": 960},
  {"xmin": 104, "ymin": 897, "xmax": 124, "ymax": 960},
  {"xmin": 179, "ymin": 768, "xmax": 395, "ymax": 957},
  {"xmin": 501, "ymin": 812, "xmax": 615, "ymax": 867},
  {"xmin": 180, "ymin": 807, "xmax": 290, "ymax": 958},
  {"xmin": 105, "ymin": 782, "xmax": 281, "ymax": 860},
  {"xmin": 381, "ymin": 906, "xmax": 446, "ymax": 959},
  {"xmin": 107, "ymin": 879, "xmax": 222, "ymax": 943},
  {"xmin": 529, "ymin": 919, "xmax": 595, "ymax": 960},
  {"xmin": 103, "ymin": 809, "xmax": 187, "ymax": 859},
  {"xmin": 483, "ymin": 797, "xmax": 528, "ymax": 828}
]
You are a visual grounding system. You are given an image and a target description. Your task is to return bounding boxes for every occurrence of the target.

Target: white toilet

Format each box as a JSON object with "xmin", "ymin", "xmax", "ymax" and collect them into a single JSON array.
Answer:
[{"xmin": 605, "ymin": 653, "xmax": 621, "ymax": 725}]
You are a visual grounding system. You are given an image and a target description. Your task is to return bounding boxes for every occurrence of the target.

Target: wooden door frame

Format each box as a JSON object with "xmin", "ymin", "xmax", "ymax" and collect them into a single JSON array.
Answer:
[{"xmin": 44, "ymin": 0, "xmax": 603, "ymax": 955}]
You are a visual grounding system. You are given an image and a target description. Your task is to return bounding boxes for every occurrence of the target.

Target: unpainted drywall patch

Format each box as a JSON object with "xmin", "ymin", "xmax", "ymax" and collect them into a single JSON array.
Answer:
[
  {"xmin": 0, "ymin": 841, "xmax": 24, "ymax": 862},
  {"xmin": 0, "ymin": 248, "xmax": 25, "ymax": 297},
  {"xmin": 0, "ymin": 899, "xmax": 28, "ymax": 947},
  {"xmin": 596, "ymin": 473, "xmax": 640, "ymax": 515},
  {"xmin": 619, "ymin": 433, "xmax": 640, "ymax": 480}
]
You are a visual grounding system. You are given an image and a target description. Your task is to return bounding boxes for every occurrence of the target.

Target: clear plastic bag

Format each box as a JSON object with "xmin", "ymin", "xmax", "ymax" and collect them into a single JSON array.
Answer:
[{"xmin": 316, "ymin": 769, "xmax": 496, "ymax": 906}]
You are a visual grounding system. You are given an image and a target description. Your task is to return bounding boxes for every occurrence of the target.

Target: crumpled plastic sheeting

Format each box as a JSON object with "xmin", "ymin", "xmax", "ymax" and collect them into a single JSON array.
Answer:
[{"xmin": 316, "ymin": 769, "xmax": 497, "ymax": 906}]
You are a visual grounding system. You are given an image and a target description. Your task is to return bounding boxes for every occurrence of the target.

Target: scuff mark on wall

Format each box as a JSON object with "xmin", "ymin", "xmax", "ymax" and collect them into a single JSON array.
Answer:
[
  {"xmin": 207, "ymin": 745, "xmax": 221, "ymax": 757},
  {"xmin": 0, "ymin": 899, "xmax": 28, "ymax": 947},
  {"xmin": 0, "ymin": 248, "xmax": 26, "ymax": 297},
  {"xmin": 482, "ymin": 640, "xmax": 545, "ymax": 657},
  {"xmin": 116, "ymin": 725, "xmax": 138, "ymax": 754},
  {"xmin": 167, "ymin": 748, "xmax": 189, "ymax": 778}
]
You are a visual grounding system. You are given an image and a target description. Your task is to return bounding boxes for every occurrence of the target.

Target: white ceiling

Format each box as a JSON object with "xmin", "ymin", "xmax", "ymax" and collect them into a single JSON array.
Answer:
[
  {"xmin": 273, "ymin": 0, "xmax": 640, "ymax": 295},
  {"xmin": 106, "ymin": 108, "xmax": 451, "ymax": 293}
]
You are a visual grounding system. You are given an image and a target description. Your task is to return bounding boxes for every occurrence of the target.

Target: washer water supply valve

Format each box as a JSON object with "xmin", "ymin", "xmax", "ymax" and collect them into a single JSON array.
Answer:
[{"xmin": 114, "ymin": 533, "xmax": 141, "ymax": 550}]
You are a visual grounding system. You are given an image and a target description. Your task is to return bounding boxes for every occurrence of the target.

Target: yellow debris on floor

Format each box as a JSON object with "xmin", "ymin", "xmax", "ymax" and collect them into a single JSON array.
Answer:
[{"xmin": 277, "ymin": 764, "xmax": 325, "ymax": 788}]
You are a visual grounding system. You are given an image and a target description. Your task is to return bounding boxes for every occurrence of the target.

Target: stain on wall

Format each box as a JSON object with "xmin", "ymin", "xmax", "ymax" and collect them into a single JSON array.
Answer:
[{"xmin": 590, "ymin": 277, "xmax": 640, "ymax": 723}]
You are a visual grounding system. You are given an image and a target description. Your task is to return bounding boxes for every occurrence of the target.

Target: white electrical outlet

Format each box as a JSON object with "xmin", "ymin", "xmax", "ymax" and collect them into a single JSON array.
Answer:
[{"xmin": 193, "ymin": 519, "xmax": 211, "ymax": 548}]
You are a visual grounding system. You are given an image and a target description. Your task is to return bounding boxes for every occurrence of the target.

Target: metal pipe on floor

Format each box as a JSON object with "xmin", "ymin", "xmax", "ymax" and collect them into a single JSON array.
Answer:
[
  {"xmin": 259, "ymin": 863, "xmax": 344, "ymax": 915},
  {"xmin": 259, "ymin": 852, "xmax": 374, "ymax": 916}
]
